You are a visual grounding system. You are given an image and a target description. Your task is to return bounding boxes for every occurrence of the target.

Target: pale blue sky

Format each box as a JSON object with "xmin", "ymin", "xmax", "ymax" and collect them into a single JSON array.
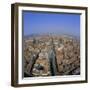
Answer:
[{"xmin": 23, "ymin": 11, "xmax": 80, "ymax": 37}]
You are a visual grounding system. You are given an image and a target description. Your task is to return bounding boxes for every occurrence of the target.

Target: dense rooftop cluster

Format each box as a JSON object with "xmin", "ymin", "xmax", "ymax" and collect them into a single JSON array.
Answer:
[{"xmin": 24, "ymin": 35, "xmax": 80, "ymax": 77}]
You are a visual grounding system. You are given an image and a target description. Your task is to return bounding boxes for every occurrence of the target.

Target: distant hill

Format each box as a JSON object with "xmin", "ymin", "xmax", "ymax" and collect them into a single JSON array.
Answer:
[{"xmin": 24, "ymin": 33, "xmax": 80, "ymax": 41}]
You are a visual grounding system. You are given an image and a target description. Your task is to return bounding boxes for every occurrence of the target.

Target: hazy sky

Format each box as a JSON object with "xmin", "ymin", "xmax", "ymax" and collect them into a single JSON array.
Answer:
[{"xmin": 23, "ymin": 11, "xmax": 80, "ymax": 37}]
